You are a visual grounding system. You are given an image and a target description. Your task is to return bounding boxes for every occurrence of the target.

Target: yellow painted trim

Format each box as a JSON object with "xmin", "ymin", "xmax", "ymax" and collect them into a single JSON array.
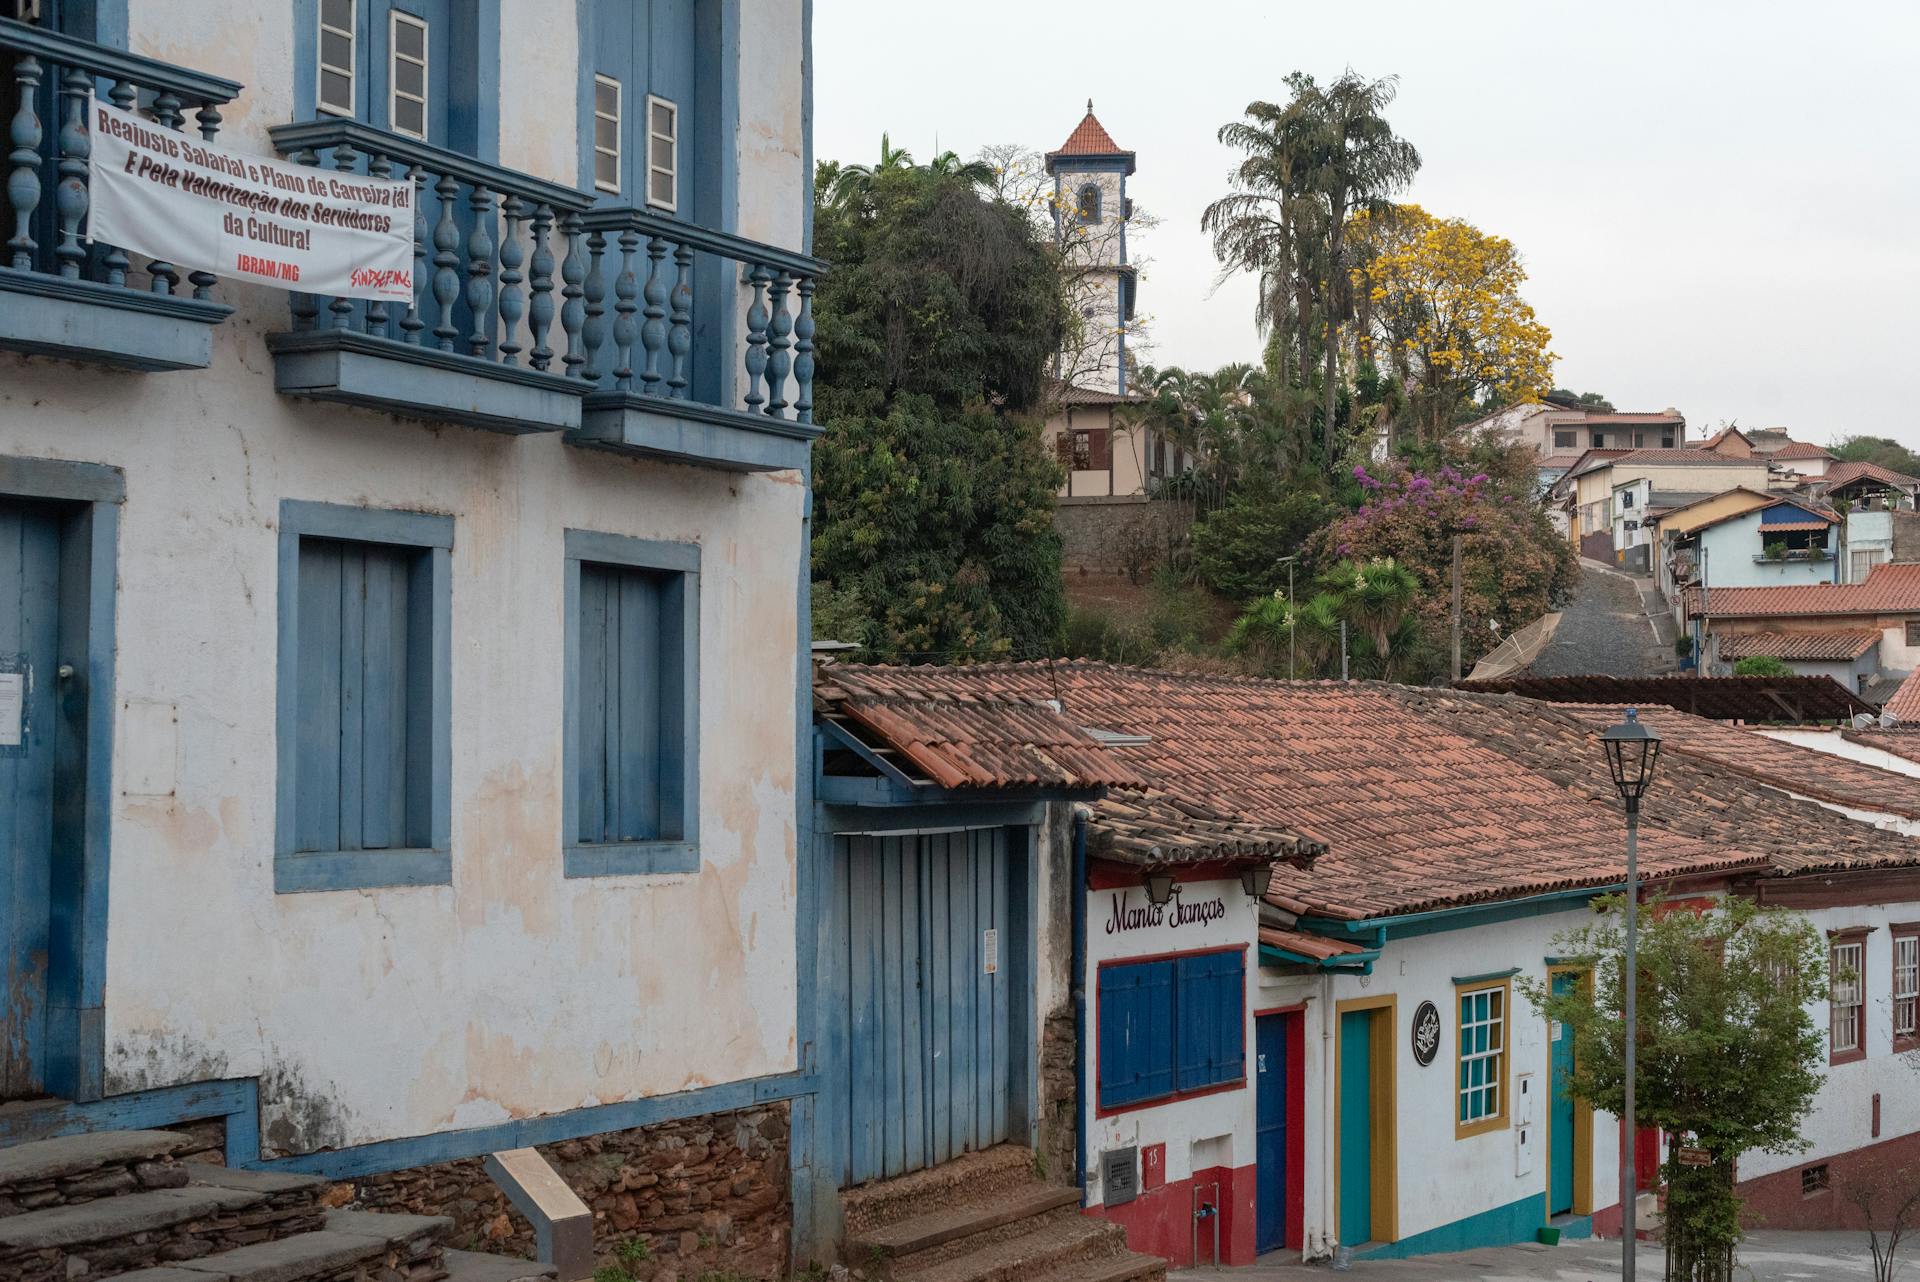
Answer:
[
  {"xmin": 1333, "ymin": 994, "xmax": 1399, "ymax": 1246},
  {"xmin": 1546, "ymin": 965, "xmax": 1596, "ymax": 1217},
  {"xmin": 1454, "ymin": 976, "xmax": 1513, "ymax": 1141}
]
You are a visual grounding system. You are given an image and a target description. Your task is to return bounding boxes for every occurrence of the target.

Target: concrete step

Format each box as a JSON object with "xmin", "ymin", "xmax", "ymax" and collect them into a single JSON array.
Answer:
[
  {"xmin": 105, "ymin": 1208, "xmax": 456, "ymax": 1282},
  {"xmin": 841, "ymin": 1146, "xmax": 1040, "ymax": 1237},
  {"xmin": 441, "ymin": 1247, "xmax": 558, "ymax": 1282},
  {"xmin": 184, "ymin": 1163, "xmax": 330, "ymax": 1200},
  {"xmin": 0, "ymin": 1184, "xmax": 264, "ymax": 1249},
  {"xmin": 895, "ymin": 1216, "xmax": 1131, "ymax": 1282},
  {"xmin": 0, "ymin": 1129, "xmax": 193, "ymax": 1189},
  {"xmin": 1032, "ymin": 1249, "xmax": 1165, "ymax": 1282}
]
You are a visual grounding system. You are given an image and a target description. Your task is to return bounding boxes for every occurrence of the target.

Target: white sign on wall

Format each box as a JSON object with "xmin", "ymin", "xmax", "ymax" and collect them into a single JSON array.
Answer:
[{"xmin": 89, "ymin": 99, "xmax": 414, "ymax": 301}]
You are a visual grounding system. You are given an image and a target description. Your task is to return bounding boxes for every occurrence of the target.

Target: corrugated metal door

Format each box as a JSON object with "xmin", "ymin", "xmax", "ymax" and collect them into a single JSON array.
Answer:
[{"xmin": 836, "ymin": 828, "xmax": 1013, "ymax": 1187}]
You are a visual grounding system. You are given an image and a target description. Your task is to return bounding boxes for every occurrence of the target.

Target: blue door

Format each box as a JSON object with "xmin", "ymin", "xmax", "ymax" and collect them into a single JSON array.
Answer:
[
  {"xmin": 0, "ymin": 501, "xmax": 62, "ymax": 1098},
  {"xmin": 1549, "ymin": 972, "xmax": 1577, "ymax": 1215},
  {"xmin": 836, "ymin": 828, "xmax": 1016, "ymax": 1186},
  {"xmin": 1255, "ymin": 1014, "xmax": 1290, "ymax": 1254},
  {"xmin": 1338, "ymin": 1010, "xmax": 1374, "ymax": 1247}
]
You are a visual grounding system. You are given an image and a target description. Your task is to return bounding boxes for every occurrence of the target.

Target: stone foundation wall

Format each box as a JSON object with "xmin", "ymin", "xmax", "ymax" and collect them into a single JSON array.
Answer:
[
  {"xmin": 1055, "ymin": 498, "xmax": 1191, "ymax": 574},
  {"xmin": 1037, "ymin": 1008, "xmax": 1077, "ymax": 1187},
  {"xmin": 345, "ymin": 1104, "xmax": 790, "ymax": 1281}
]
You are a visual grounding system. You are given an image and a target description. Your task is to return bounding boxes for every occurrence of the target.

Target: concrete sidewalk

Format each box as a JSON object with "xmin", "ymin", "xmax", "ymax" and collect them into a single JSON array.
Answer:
[{"xmin": 1169, "ymin": 1230, "xmax": 1892, "ymax": 1280}]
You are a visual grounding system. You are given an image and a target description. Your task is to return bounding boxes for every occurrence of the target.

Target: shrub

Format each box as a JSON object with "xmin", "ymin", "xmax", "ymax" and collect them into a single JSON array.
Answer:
[{"xmin": 1732, "ymin": 654, "xmax": 1794, "ymax": 677}]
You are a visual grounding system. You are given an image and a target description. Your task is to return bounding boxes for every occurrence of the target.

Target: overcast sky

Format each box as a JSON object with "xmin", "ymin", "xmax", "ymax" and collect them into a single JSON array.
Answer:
[{"xmin": 813, "ymin": 0, "xmax": 1920, "ymax": 448}]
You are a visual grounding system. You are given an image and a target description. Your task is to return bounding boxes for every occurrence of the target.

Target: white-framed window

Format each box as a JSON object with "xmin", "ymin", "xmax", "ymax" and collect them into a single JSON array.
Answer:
[
  {"xmin": 1895, "ymin": 932, "xmax": 1918, "ymax": 1045},
  {"xmin": 1457, "ymin": 980, "xmax": 1508, "ymax": 1133},
  {"xmin": 389, "ymin": 10, "xmax": 430, "ymax": 139},
  {"xmin": 646, "ymin": 94, "xmax": 678, "ymax": 211},
  {"xmin": 318, "ymin": 0, "xmax": 357, "ymax": 118},
  {"xmin": 1831, "ymin": 939, "xmax": 1864, "ymax": 1059},
  {"xmin": 592, "ymin": 75, "xmax": 622, "ymax": 194}
]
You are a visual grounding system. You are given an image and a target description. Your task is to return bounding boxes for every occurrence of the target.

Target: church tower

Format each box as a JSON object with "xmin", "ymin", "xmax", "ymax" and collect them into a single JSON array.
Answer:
[{"xmin": 1045, "ymin": 101, "xmax": 1137, "ymax": 395}]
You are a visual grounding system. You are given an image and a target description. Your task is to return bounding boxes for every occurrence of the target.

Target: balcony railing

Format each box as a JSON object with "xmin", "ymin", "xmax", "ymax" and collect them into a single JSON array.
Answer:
[
  {"xmin": 1, "ymin": 17, "xmax": 241, "ymax": 369},
  {"xmin": 264, "ymin": 120, "xmax": 823, "ymax": 468},
  {"xmin": 1753, "ymin": 547, "xmax": 1831, "ymax": 564}
]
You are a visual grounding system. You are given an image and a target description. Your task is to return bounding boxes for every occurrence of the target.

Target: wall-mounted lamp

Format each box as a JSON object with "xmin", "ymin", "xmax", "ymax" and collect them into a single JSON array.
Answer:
[
  {"xmin": 1240, "ymin": 863, "xmax": 1274, "ymax": 900},
  {"xmin": 1143, "ymin": 870, "xmax": 1177, "ymax": 906}
]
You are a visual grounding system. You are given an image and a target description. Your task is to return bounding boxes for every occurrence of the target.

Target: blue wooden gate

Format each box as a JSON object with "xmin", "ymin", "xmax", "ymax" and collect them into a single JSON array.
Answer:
[
  {"xmin": 835, "ymin": 828, "xmax": 1014, "ymax": 1187},
  {"xmin": 1, "ymin": 500, "xmax": 62, "ymax": 1098}
]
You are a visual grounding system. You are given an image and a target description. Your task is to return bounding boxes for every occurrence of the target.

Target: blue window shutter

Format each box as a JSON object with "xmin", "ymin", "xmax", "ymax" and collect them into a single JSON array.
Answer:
[
  {"xmin": 576, "ymin": 562, "xmax": 675, "ymax": 844},
  {"xmin": 1174, "ymin": 951, "xmax": 1247, "ymax": 1091},
  {"xmin": 294, "ymin": 538, "xmax": 420, "ymax": 854},
  {"xmin": 1099, "ymin": 961, "xmax": 1174, "ymax": 1108}
]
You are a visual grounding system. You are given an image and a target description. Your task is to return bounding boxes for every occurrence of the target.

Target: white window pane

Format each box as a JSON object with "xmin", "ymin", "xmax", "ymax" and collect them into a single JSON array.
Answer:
[
  {"xmin": 595, "ymin": 152, "xmax": 619, "ymax": 190},
  {"xmin": 322, "ymin": 0, "xmax": 353, "ymax": 29},
  {"xmin": 321, "ymin": 29, "xmax": 352, "ymax": 69},
  {"xmin": 595, "ymin": 116, "xmax": 619, "ymax": 152},
  {"xmin": 395, "ymin": 58, "xmax": 425, "ymax": 98},
  {"xmin": 649, "ymin": 169, "xmax": 674, "ymax": 206},
  {"xmin": 596, "ymin": 78, "xmax": 619, "ymax": 116},
  {"xmin": 320, "ymin": 69, "xmax": 353, "ymax": 112},
  {"xmin": 395, "ymin": 16, "xmax": 425, "ymax": 58},
  {"xmin": 650, "ymin": 136, "xmax": 674, "ymax": 169},
  {"xmin": 651, "ymin": 100, "xmax": 674, "ymax": 136}
]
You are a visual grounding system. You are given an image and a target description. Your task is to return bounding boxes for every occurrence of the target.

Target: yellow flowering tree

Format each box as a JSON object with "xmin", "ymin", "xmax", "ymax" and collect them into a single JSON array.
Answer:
[{"xmin": 1350, "ymin": 204, "xmax": 1555, "ymax": 445}]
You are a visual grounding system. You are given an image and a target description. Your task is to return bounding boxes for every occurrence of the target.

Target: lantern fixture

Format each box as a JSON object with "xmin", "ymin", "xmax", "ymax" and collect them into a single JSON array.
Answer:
[
  {"xmin": 1143, "ymin": 869, "xmax": 1177, "ymax": 906},
  {"xmin": 1600, "ymin": 706, "xmax": 1663, "ymax": 814},
  {"xmin": 1240, "ymin": 862, "xmax": 1274, "ymax": 900}
]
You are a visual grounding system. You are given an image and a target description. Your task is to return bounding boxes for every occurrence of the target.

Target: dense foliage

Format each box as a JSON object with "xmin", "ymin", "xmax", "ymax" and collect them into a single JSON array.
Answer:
[
  {"xmin": 1523, "ymin": 897, "xmax": 1829, "ymax": 1281},
  {"xmin": 1833, "ymin": 434, "xmax": 1920, "ymax": 478},
  {"xmin": 810, "ymin": 152, "xmax": 1071, "ymax": 660},
  {"xmin": 1731, "ymin": 654, "xmax": 1794, "ymax": 677}
]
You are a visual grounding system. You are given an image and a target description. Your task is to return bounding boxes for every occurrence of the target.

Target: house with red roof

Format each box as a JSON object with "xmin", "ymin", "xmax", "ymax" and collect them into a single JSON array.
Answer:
[
  {"xmin": 1694, "ymin": 561, "xmax": 1920, "ymax": 691},
  {"xmin": 812, "ymin": 661, "xmax": 1920, "ymax": 1268}
]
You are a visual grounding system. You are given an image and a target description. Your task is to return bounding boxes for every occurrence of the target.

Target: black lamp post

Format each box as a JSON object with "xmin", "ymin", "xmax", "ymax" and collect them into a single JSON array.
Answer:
[{"xmin": 1599, "ymin": 707, "xmax": 1661, "ymax": 1281}]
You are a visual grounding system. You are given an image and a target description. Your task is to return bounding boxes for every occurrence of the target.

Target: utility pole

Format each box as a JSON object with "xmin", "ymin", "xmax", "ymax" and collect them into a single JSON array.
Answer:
[
  {"xmin": 1450, "ymin": 532, "xmax": 1464, "ymax": 682},
  {"xmin": 1340, "ymin": 620, "xmax": 1349, "ymax": 682},
  {"xmin": 1285, "ymin": 557, "xmax": 1298, "ymax": 679}
]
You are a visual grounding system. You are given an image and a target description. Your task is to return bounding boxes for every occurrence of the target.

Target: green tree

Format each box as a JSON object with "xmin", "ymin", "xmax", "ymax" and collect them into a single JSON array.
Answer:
[
  {"xmin": 1227, "ymin": 557, "xmax": 1422, "ymax": 680},
  {"xmin": 1731, "ymin": 654, "xmax": 1795, "ymax": 677},
  {"xmin": 1522, "ymin": 897, "xmax": 1828, "ymax": 1282},
  {"xmin": 811, "ymin": 160, "xmax": 1071, "ymax": 660},
  {"xmin": 1189, "ymin": 486, "xmax": 1337, "ymax": 603}
]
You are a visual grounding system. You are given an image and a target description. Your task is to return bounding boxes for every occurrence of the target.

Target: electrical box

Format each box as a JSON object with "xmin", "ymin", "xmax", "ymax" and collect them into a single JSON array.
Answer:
[{"xmin": 1514, "ymin": 1072, "xmax": 1536, "ymax": 1177}]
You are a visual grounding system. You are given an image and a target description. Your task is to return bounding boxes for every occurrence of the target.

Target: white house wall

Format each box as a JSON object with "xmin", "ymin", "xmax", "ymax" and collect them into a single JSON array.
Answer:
[{"xmin": 2, "ymin": 0, "xmax": 811, "ymax": 1154}]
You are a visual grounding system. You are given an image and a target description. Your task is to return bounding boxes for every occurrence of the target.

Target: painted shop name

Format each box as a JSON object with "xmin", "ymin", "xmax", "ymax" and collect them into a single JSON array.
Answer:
[{"xmin": 1105, "ymin": 889, "xmax": 1228, "ymax": 935}]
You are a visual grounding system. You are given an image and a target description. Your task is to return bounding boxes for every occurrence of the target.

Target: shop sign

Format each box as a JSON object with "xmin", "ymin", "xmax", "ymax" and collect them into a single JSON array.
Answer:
[
  {"xmin": 1103, "ymin": 886, "xmax": 1229, "ymax": 937},
  {"xmin": 1411, "ymin": 1000, "xmax": 1441, "ymax": 1066}
]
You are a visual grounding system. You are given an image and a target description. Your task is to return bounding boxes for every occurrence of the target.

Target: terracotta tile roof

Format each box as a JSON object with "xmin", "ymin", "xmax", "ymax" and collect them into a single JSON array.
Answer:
[
  {"xmin": 1388, "ymin": 688, "xmax": 1920, "ymax": 876},
  {"xmin": 821, "ymin": 663, "xmax": 1778, "ymax": 920},
  {"xmin": 1882, "ymin": 670, "xmax": 1920, "ymax": 722},
  {"xmin": 1695, "ymin": 562, "xmax": 1920, "ymax": 619},
  {"xmin": 1765, "ymin": 441, "xmax": 1835, "ymax": 461},
  {"xmin": 1823, "ymin": 460, "xmax": 1920, "ymax": 491},
  {"xmin": 1546, "ymin": 702, "xmax": 1920, "ymax": 824},
  {"xmin": 1053, "ymin": 108, "xmax": 1127, "ymax": 156},
  {"xmin": 1715, "ymin": 630, "xmax": 1882, "ymax": 662},
  {"xmin": 1582, "ymin": 412, "xmax": 1686, "ymax": 426},
  {"xmin": 1454, "ymin": 673, "xmax": 1873, "ymax": 722},
  {"xmin": 1057, "ymin": 383, "xmax": 1148, "ymax": 406},
  {"xmin": 1844, "ymin": 727, "xmax": 1920, "ymax": 762},
  {"xmin": 1259, "ymin": 927, "xmax": 1369, "ymax": 962},
  {"xmin": 1611, "ymin": 448, "xmax": 1770, "ymax": 466},
  {"xmin": 1697, "ymin": 426, "xmax": 1752, "ymax": 450}
]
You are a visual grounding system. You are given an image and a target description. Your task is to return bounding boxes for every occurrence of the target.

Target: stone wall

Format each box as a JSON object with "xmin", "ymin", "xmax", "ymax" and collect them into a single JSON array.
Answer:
[
  {"xmin": 1890, "ymin": 510, "xmax": 1920, "ymax": 562},
  {"xmin": 345, "ymin": 1104, "xmax": 790, "ymax": 1281},
  {"xmin": 1055, "ymin": 497, "xmax": 1191, "ymax": 574},
  {"xmin": 1037, "ymin": 1008, "xmax": 1077, "ymax": 1188}
]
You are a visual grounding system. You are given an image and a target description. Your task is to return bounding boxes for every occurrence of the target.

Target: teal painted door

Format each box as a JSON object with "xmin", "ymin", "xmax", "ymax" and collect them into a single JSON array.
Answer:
[
  {"xmin": 1338, "ymin": 1010, "xmax": 1374, "ymax": 1246},
  {"xmin": 836, "ymin": 829, "xmax": 1014, "ymax": 1187},
  {"xmin": 1549, "ymin": 972, "xmax": 1577, "ymax": 1215},
  {"xmin": 0, "ymin": 502, "xmax": 61, "ymax": 1099}
]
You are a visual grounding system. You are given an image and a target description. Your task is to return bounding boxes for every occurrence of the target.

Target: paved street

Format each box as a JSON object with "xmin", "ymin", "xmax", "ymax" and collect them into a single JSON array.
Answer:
[
  {"xmin": 1530, "ymin": 560, "xmax": 1675, "ymax": 677},
  {"xmin": 1170, "ymin": 1232, "xmax": 1893, "ymax": 1280}
]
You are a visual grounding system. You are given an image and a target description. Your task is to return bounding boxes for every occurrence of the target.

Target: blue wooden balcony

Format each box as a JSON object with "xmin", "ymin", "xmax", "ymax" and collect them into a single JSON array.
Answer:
[
  {"xmin": 0, "ymin": 18, "xmax": 240, "ymax": 371},
  {"xmin": 264, "ymin": 122, "xmax": 823, "ymax": 469}
]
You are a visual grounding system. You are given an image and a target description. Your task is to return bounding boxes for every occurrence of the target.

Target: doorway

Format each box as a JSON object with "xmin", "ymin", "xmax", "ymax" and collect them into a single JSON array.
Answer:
[
  {"xmin": 1254, "ymin": 1009, "xmax": 1302, "ymax": 1255},
  {"xmin": 1546, "ymin": 967, "xmax": 1591, "ymax": 1217},
  {"xmin": 1335, "ymin": 997, "xmax": 1396, "ymax": 1249}
]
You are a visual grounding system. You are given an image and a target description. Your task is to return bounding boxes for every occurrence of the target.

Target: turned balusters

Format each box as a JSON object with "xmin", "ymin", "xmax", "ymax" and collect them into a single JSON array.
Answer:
[
  {"xmin": 145, "ymin": 92, "xmax": 184, "ymax": 295},
  {"xmin": 401, "ymin": 163, "xmax": 430, "ymax": 344},
  {"xmin": 666, "ymin": 243, "xmax": 693, "ymax": 399},
  {"xmin": 363, "ymin": 152, "xmax": 394, "ymax": 336},
  {"xmin": 581, "ymin": 229, "xmax": 609, "ymax": 383},
  {"xmin": 527, "ymin": 203, "xmax": 555, "ymax": 371},
  {"xmin": 327, "ymin": 138, "xmax": 360, "ymax": 328},
  {"xmin": 743, "ymin": 265, "xmax": 771, "ymax": 414},
  {"xmin": 53, "ymin": 65, "xmax": 88, "ymax": 280},
  {"xmin": 497, "ymin": 193, "xmax": 526, "ymax": 365},
  {"xmin": 560, "ymin": 210, "xmax": 587, "ymax": 377},
  {"xmin": 763, "ymin": 270, "xmax": 793, "ymax": 417},
  {"xmin": 189, "ymin": 101, "xmax": 223, "ymax": 301},
  {"xmin": 464, "ymin": 183, "xmax": 496, "ymax": 356},
  {"xmin": 7, "ymin": 54, "xmax": 42, "ymax": 271},
  {"xmin": 794, "ymin": 276, "xmax": 816, "ymax": 425},
  {"xmin": 430, "ymin": 172, "xmax": 461, "ymax": 350}
]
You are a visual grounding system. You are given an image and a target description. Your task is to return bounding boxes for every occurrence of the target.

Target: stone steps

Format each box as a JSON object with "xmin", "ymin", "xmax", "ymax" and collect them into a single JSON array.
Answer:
[
  {"xmin": 0, "ymin": 1129, "xmax": 198, "ymax": 1216},
  {"xmin": 849, "ymin": 1182, "xmax": 1082, "ymax": 1275},
  {"xmin": 1031, "ymin": 1247, "xmax": 1166, "ymax": 1282},
  {"xmin": 894, "ymin": 1215, "xmax": 1134, "ymax": 1282},
  {"xmin": 841, "ymin": 1146, "xmax": 1041, "ymax": 1238},
  {"xmin": 440, "ymin": 1247, "xmax": 557, "ymax": 1282},
  {"xmin": 109, "ymin": 1208, "xmax": 452, "ymax": 1282}
]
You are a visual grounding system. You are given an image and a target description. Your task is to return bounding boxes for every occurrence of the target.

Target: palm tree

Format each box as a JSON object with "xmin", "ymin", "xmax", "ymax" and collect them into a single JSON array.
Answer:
[
  {"xmin": 925, "ymin": 149, "xmax": 996, "ymax": 189},
  {"xmin": 821, "ymin": 132, "xmax": 917, "ymax": 211}
]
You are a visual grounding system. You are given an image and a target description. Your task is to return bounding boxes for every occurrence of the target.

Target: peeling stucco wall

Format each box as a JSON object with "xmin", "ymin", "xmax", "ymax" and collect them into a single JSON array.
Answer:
[{"xmin": 2, "ymin": 0, "xmax": 810, "ymax": 1155}]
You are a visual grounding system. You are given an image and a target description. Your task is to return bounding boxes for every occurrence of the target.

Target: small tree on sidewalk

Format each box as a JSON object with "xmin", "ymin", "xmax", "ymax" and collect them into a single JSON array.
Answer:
[
  {"xmin": 1845, "ymin": 1156, "xmax": 1920, "ymax": 1282},
  {"xmin": 1521, "ymin": 896, "xmax": 1829, "ymax": 1282}
]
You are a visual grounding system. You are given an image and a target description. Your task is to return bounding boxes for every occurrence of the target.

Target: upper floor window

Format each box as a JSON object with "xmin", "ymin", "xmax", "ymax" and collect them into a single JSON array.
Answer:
[
  {"xmin": 318, "ymin": 0, "xmax": 356, "ymax": 115},
  {"xmin": 1076, "ymin": 182, "xmax": 1102, "ymax": 224},
  {"xmin": 388, "ymin": 11, "xmax": 430, "ymax": 139},
  {"xmin": 592, "ymin": 75, "xmax": 622, "ymax": 194},
  {"xmin": 646, "ymin": 95, "xmax": 679, "ymax": 211},
  {"xmin": 1553, "ymin": 430, "xmax": 1575, "ymax": 449},
  {"xmin": 1830, "ymin": 934, "xmax": 1866, "ymax": 1064},
  {"xmin": 304, "ymin": 0, "xmax": 461, "ymax": 149},
  {"xmin": 1621, "ymin": 491, "xmax": 1636, "ymax": 508},
  {"xmin": 1591, "ymin": 432, "xmax": 1604, "ymax": 448},
  {"xmin": 1456, "ymin": 976, "xmax": 1509, "ymax": 1136},
  {"xmin": 1097, "ymin": 949, "xmax": 1244, "ymax": 1112},
  {"xmin": 1894, "ymin": 928, "xmax": 1918, "ymax": 1053}
]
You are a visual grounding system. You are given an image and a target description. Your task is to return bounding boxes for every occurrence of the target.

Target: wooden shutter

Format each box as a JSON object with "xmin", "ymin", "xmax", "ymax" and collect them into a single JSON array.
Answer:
[
  {"xmin": 1176, "ymin": 951, "xmax": 1246, "ymax": 1091},
  {"xmin": 577, "ymin": 562, "xmax": 681, "ymax": 844},
  {"xmin": 1089, "ymin": 427, "xmax": 1112, "ymax": 472},
  {"xmin": 294, "ymin": 538, "xmax": 421, "ymax": 853},
  {"xmin": 1055, "ymin": 431, "xmax": 1076, "ymax": 469},
  {"xmin": 1098, "ymin": 960, "xmax": 1175, "ymax": 1108}
]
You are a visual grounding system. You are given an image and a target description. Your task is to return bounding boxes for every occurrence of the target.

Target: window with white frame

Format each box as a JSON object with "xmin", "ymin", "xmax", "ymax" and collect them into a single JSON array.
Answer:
[
  {"xmin": 1831, "ymin": 938, "xmax": 1865, "ymax": 1059},
  {"xmin": 1457, "ymin": 980, "xmax": 1508, "ymax": 1132},
  {"xmin": 389, "ymin": 11, "xmax": 429, "ymax": 139},
  {"xmin": 318, "ymin": 0, "xmax": 356, "ymax": 117},
  {"xmin": 1895, "ymin": 931, "xmax": 1918, "ymax": 1048},
  {"xmin": 646, "ymin": 95, "xmax": 678, "ymax": 211},
  {"xmin": 592, "ymin": 76, "xmax": 622, "ymax": 194}
]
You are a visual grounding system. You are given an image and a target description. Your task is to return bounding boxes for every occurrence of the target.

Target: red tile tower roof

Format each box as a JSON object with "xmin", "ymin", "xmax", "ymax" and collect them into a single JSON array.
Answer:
[{"xmin": 1046, "ymin": 101, "xmax": 1136, "ymax": 174}]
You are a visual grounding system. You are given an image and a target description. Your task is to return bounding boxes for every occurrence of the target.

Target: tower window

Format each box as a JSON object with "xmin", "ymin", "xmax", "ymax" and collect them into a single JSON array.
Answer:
[{"xmin": 1076, "ymin": 182, "xmax": 1102, "ymax": 224}]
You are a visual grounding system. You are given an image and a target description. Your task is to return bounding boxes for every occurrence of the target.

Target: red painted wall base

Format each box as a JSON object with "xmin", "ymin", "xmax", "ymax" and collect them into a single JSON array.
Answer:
[
  {"xmin": 1088, "ymin": 1162, "xmax": 1258, "ymax": 1268},
  {"xmin": 1737, "ymin": 1129, "xmax": 1920, "ymax": 1231}
]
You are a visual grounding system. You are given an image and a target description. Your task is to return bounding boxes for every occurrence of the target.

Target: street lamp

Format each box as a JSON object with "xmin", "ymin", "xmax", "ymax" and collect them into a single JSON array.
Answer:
[
  {"xmin": 1599, "ymin": 707, "xmax": 1661, "ymax": 1282},
  {"xmin": 1142, "ymin": 869, "xmax": 1178, "ymax": 906}
]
